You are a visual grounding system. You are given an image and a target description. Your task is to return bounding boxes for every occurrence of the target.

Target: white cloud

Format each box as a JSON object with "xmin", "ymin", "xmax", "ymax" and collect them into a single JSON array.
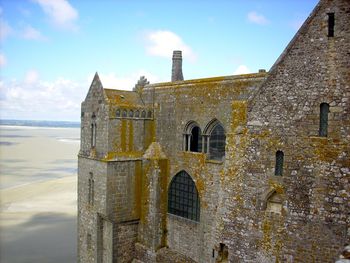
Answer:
[
  {"xmin": 32, "ymin": 0, "xmax": 78, "ymax": 30},
  {"xmin": 0, "ymin": 70, "xmax": 163, "ymax": 121},
  {"xmin": 247, "ymin": 11, "xmax": 269, "ymax": 25},
  {"xmin": 145, "ymin": 30, "xmax": 196, "ymax": 62},
  {"xmin": 0, "ymin": 19, "xmax": 14, "ymax": 41},
  {"xmin": 21, "ymin": 25, "xmax": 46, "ymax": 40},
  {"xmin": 0, "ymin": 53, "xmax": 6, "ymax": 67},
  {"xmin": 0, "ymin": 74, "xmax": 87, "ymax": 121},
  {"xmin": 95, "ymin": 70, "xmax": 163, "ymax": 91},
  {"xmin": 25, "ymin": 70, "xmax": 40, "ymax": 84},
  {"xmin": 233, "ymin": 65, "xmax": 250, "ymax": 75}
]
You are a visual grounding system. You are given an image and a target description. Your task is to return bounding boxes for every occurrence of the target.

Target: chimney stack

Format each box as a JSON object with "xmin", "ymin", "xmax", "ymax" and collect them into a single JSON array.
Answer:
[{"xmin": 171, "ymin": 50, "xmax": 184, "ymax": 82}]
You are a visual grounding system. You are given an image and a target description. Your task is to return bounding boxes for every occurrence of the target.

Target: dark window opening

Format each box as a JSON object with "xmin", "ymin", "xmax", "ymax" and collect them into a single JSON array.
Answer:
[
  {"xmin": 91, "ymin": 123, "xmax": 96, "ymax": 148},
  {"xmin": 168, "ymin": 171, "xmax": 200, "ymax": 221},
  {"xmin": 275, "ymin": 151, "xmax": 284, "ymax": 176},
  {"xmin": 216, "ymin": 243, "xmax": 229, "ymax": 262},
  {"xmin": 116, "ymin": 109, "xmax": 121, "ymax": 117},
  {"xmin": 88, "ymin": 172, "xmax": 94, "ymax": 206},
  {"xmin": 328, "ymin": 13, "xmax": 335, "ymax": 37},
  {"xmin": 319, "ymin": 103, "xmax": 329, "ymax": 137},
  {"xmin": 141, "ymin": 111, "xmax": 146, "ymax": 118},
  {"xmin": 209, "ymin": 124, "xmax": 226, "ymax": 161},
  {"xmin": 135, "ymin": 110, "xmax": 140, "ymax": 118},
  {"xmin": 122, "ymin": 110, "xmax": 127, "ymax": 117},
  {"xmin": 190, "ymin": 126, "xmax": 202, "ymax": 152},
  {"xmin": 129, "ymin": 110, "xmax": 134, "ymax": 118},
  {"xmin": 147, "ymin": 110, "xmax": 152, "ymax": 118}
]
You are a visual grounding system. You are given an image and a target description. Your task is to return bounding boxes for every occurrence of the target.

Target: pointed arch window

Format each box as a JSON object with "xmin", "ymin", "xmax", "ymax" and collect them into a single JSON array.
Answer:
[
  {"xmin": 319, "ymin": 103, "xmax": 329, "ymax": 137},
  {"xmin": 275, "ymin": 151, "xmax": 284, "ymax": 176},
  {"xmin": 168, "ymin": 171, "xmax": 200, "ymax": 221},
  {"xmin": 204, "ymin": 120, "xmax": 226, "ymax": 161},
  {"xmin": 141, "ymin": 110, "xmax": 146, "ymax": 118},
  {"xmin": 135, "ymin": 110, "xmax": 140, "ymax": 118}
]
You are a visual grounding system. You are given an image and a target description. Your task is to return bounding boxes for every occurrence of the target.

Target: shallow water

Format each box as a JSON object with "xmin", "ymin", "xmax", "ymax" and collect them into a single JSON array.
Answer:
[{"xmin": 0, "ymin": 125, "xmax": 79, "ymax": 263}]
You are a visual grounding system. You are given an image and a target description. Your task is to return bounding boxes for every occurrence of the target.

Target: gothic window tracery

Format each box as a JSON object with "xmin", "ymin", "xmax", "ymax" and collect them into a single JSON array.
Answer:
[
  {"xmin": 168, "ymin": 171, "xmax": 200, "ymax": 221},
  {"xmin": 204, "ymin": 119, "xmax": 226, "ymax": 161}
]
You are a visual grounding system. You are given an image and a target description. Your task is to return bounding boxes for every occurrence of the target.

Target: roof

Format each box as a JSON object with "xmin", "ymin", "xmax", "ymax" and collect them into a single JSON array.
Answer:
[
  {"xmin": 145, "ymin": 72, "xmax": 267, "ymax": 90},
  {"xmin": 104, "ymin": 89, "xmax": 144, "ymax": 107}
]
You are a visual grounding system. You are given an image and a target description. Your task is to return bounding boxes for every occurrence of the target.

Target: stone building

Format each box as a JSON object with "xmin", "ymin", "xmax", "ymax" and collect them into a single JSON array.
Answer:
[{"xmin": 77, "ymin": 0, "xmax": 350, "ymax": 262}]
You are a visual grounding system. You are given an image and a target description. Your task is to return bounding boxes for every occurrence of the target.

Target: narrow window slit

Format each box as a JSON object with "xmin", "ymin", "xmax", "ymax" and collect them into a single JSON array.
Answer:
[{"xmin": 328, "ymin": 13, "xmax": 334, "ymax": 37}]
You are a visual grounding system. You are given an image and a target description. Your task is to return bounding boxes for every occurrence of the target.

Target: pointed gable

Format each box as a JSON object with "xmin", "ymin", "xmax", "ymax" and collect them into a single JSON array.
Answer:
[
  {"xmin": 84, "ymin": 72, "xmax": 107, "ymax": 103},
  {"xmin": 249, "ymin": 0, "xmax": 350, "ymax": 133}
]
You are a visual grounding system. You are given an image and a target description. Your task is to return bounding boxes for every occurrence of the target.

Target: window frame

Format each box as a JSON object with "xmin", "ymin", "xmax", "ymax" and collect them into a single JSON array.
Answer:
[{"xmin": 168, "ymin": 171, "xmax": 200, "ymax": 222}]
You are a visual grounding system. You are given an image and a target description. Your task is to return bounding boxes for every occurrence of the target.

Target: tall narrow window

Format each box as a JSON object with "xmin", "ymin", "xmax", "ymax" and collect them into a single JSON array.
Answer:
[
  {"xmin": 91, "ymin": 123, "xmax": 96, "ymax": 148},
  {"xmin": 319, "ymin": 103, "xmax": 329, "ymax": 137},
  {"xmin": 275, "ymin": 151, "xmax": 284, "ymax": 176},
  {"xmin": 168, "ymin": 171, "xmax": 200, "ymax": 221},
  {"xmin": 190, "ymin": 126, "xmax": 202, "ymax": 152},
  {"xmin": 328, "ymin": 13, "xmax": 335, "ymax": 37},
  {"xmin": 88, "ymin": 172, "xmax": 94, "ymax": 206},
  {"xmin": 209, "ymin": 124, "xmax": 226, "ymax": 161}
]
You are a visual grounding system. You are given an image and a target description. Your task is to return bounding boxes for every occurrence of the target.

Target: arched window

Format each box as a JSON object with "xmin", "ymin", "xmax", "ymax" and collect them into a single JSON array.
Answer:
[
  {"xmin": 129, "ymin": 109, "xmax": 134, "ymax": 118},
  {"xmin": 122, "ymin": 109, "xmax": 127, "ymax": 118},
  {"xmin": 116, "ymin": 109, "xmax": 121, "ymax": 117},
  {"xmin": 275, "ymin": 151, "xmax": 284, "ymax": 176},
  {"xmin": 135, "ymin": 110, "xmax": 140, "ymax": 118},
  {"xmin": 319, "ymin": 103, "xmax": 329, "ymax": 137},
  {"xmin": 147, "ymin": 110, "xmax": 152, "ymax": 118},
  {"xmin": 207, "ymin": 121, "xmax": 226, "ymax": 161},
  {"xmin": 183, "ymin": 121, "xmax": 202, "ymax": 152},
  {"xmin": 168, "ymin": 171, "xmax": 200, "ymax": 221},
  {"xmin": 141, "ymin": 110, "xmax": 146, "ymax": 118}
]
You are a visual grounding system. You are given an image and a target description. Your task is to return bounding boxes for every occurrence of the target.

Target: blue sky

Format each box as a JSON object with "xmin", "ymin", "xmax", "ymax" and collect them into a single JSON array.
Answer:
[{"xmin": 0, "ymin": 0, "xmax": 318, "ymax": 121}]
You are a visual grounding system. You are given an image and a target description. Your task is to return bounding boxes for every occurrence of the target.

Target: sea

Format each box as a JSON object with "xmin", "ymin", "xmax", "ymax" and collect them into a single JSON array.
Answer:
[{"xmin": 0, "ymin": 120, "xmax": 80, "ymax": 263}]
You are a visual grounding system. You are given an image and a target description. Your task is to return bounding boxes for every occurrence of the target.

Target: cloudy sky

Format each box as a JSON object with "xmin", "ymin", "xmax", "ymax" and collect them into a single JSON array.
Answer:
[{"xmin": 0, "ymin": 0, "xmax": 318, "ymax": 121}]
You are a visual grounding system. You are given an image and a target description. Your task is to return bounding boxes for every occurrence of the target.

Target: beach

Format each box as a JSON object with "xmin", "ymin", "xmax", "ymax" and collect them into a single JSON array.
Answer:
[{"xmin": 0, "ymin": 125, "xmax": 79, "ymax": 263}]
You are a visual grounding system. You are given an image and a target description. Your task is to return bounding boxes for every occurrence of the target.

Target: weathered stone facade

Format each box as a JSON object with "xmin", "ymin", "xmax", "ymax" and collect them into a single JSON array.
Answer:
[{"xmin": 78, "ymin": 0, "xmax": 349, "ymax": 262}]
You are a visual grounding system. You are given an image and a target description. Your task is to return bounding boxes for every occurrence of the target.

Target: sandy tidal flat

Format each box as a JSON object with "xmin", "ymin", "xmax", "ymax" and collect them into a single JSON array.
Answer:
[{"xmin": 0, "ymin": 125, "xmax": 79, "ymax": 263}]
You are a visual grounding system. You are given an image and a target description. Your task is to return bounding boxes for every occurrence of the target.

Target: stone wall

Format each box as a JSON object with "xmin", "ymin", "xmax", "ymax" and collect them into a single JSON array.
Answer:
[
  {"xmin": 139, "ymin": 75, "xmax": 266, "ymax": 262},
  {"xmin": 78, "ymin": 1, "xmax": 349, "ymax": 262},
  {"xmin": 78, "ymin": 157, "xmax": 108, "ymax": 263},
  {"xmin": 115, "ymin": 221, "xmax": 139, "ymax": 263},
  {"xmin": 221, "ymin": 0, "xmax": 350, "ymax": 262}
]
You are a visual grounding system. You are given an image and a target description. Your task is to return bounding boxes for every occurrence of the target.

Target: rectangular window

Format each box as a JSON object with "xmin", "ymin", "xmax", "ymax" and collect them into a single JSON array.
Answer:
[{"xmin": 328, "ymin": 13, "xmax": 335, "ymax": 37}]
